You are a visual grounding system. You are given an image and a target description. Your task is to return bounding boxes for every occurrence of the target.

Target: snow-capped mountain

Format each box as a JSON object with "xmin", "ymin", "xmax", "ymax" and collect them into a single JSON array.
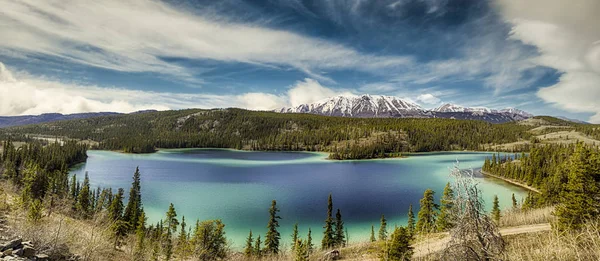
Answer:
[
  {"xmin": 499, "ymin": 108, "xmax": 534, "ymax": 121},
  {"xmin": 276, "ymin": 97, "xmax": 533, "ymax": 123},
  {"xmin": 434, "ymin": 103, "xmax": 498, "ymax": 114},
  {"xmin": 276, "ymin": 94, "xmax": 426, "ymax": 118}
]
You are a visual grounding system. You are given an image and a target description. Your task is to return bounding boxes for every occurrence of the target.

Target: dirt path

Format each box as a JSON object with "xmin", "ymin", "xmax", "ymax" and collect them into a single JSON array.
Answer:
[{"xmin": 412, "ymin": 223, "xmax": 551, "ymax": 258}]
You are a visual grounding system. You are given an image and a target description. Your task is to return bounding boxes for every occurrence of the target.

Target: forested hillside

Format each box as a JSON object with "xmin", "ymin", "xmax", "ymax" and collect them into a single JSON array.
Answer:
[
  {"xmin": 0, "ymin": 109, "xmax": 535, "ymax": 158},
  {"xmin": 482, "ymin": 143, "xmax": 600, "ymax": 228}
]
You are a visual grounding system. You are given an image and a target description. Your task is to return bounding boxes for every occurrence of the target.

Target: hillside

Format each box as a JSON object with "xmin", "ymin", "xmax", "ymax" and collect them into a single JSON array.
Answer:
[{"xmin": 0, "ymin": 108, "xmax": 536, "ymax": 158}]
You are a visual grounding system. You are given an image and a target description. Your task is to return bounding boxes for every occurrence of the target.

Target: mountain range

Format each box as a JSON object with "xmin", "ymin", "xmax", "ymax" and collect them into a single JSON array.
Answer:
[
  {"xmin": 0, "ymin": 111, "xmax": 160, "ymax": 128},
  {"xmin": 275, "ymin": 94, "xmax": 533, "ymax": 123}
]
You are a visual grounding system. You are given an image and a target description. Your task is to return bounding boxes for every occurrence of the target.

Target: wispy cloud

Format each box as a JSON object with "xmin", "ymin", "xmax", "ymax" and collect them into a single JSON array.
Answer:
[
  {"xmin": 0, "ymin": 0, "xmax": 413, "ymax": 84},
  {"xmin": 495, "ymin": 0, "xmax": 600, "ymax": 123}
]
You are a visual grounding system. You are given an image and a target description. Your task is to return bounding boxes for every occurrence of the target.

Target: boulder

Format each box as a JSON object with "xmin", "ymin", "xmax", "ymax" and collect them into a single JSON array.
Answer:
[
  {"xmin": 35, "ymin": 254, "xmax": 49, "ymax": 261},
  {"xmin": 2, "ymin": 249, "xmax": 12, "ymax": 256},
  {"xmin": 13, "ymin": 247, "xmax": 23, "ymax": 256},
  {"xmin": 0, "ymin": 239, "xmax": 21, "ymax": 252},
  {"xmin": 21, "ymin": 246, "xmax": 35, "ymax": 258}
]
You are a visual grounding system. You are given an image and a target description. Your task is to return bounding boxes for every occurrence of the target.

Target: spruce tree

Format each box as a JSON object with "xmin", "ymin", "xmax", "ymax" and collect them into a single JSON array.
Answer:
[
  {"xmin": 378, "ymin": 214, "xmax": 387, "ymax": 241},
  {"xmin": 291, "ymin": 223, "xmax": 299, "ymax": 251},
  {"xmin": 307, "ymin": 228, "xmax": 313, "ymax": 253},
  {"xmin": 254, "ymin": 235, "xmax": 262, "ymax": 257},
  {"xmin": 176, "ymin": 216, "xmax": 188, "ymax": 259},
  {"xmin": 76, "ymin": 172, "xmax": 91, "ymax": 217},
  {"xmin": 386, "ymin": 226, "xmax": 413, "ymax": 261},
  {"xmin": 436, "ymin": 183, "xmax": 455, "ymax": 231},
  {"xmin": 321, "ymin": 194, "xmax": 335, "ymax": 249},
  {"xmin": 407, "ymin": 204, "xmax": 415, "ymax": 235},
  {"xmin": 244, "ymin": 230, "xmax": 254, "ymax": 257},
  {"xmin": 370, "ymin": 225, "xmax": 376, "ymax": 242},
  {"xmin": 124, "ymin": 167, "xmax": 143, "ymax": 231},
  {"xmin": 415, "ymin": 189, "xmax": 438, "ymax": 233},
  {"xmin": 511, "ymin": 193, "xmax": 518, "ymax": 210},
  {"xmin": 492, "ymin": 195, "xmax": 501, "ymax": 224},
  {"xmin": 334, "ymin": 209, "xmax": 345, "ymax": 247},
  {"xmin": 133, "ymin": 211, "xmax": 146, "ymax": 260},
  {"xmin": 165, "ymin": 203, "xmax": 179, "ymax": 235},
  {"xmin": 555, "ymin": 143, "xmax": 600, "ymax": 231},
  {"xmin": 265, "ymin": 200, "xmax": 282, "ymax": 254}
]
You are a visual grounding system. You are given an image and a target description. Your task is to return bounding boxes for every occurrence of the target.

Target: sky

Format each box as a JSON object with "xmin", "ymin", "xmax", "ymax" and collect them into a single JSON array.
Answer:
[{"xmin": 0, "ymin": 0, "xmax": 599, "ymax": 123}]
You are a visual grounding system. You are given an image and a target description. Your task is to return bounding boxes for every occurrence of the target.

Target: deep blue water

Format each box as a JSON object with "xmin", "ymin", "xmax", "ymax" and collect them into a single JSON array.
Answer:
[{"xmin": 70, "ymin": 149, "xmax": 527, "ymax": 249}]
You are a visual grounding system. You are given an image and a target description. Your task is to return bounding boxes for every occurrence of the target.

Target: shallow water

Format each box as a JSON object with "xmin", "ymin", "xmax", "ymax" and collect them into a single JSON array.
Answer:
[{"xmin": 70, "ymin": 149, "xmax": 527, "ymax": 249}]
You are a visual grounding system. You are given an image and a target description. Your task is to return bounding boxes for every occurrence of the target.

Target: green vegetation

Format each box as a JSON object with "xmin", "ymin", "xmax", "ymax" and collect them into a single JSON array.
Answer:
[
  {"xmin": 415, "ymin": 189, "xmax": 438, "ymax": 233},
  {"xmin": 265, "ymin": 200, "xmax": 282, "ymax": 254},
  {"xmin": 492, "ymin": 195, "xmax": 501, "ymax": 224},
  {"xmin": 1, "ymin": 108, "xmax": 535, "ymax": 159},
  {"xmin": 435, "ymin": 183, "xmax": 455, "ymax": 231}
]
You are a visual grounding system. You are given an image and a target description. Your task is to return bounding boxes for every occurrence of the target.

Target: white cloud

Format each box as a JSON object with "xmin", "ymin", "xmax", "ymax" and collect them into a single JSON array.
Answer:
[
  {"xmin": 495, "ymin": 0, "xmax": 600, "ymax": 123},
  {"xmin": 0, "ymin": 0, "xmax": 413, "ymax": 83},
  {"xmin": 287, "ymin": 78, "xmax": 353, "ymax": 107},
  {"xmin": 0, "ymin": 62, "xmax": 353, "ymax": 115},
  {"xmin": 416, "ymin": 93, "xmax": 441, "ymax": 105},
  {"xmin": 0, "ymin": 61, "xmax": 290, "ymax": 115}
]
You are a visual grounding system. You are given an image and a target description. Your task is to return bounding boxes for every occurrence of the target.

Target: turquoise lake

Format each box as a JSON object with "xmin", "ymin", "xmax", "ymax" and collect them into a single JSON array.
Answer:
[{"xmin": 70, "ymin": 149, "xmax": 527, "ymax": 249}]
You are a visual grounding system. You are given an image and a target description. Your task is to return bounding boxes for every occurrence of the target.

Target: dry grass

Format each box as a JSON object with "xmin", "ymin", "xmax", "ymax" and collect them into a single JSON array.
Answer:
[
  {"xmin": 500, "ymin": 221, "xmax": 600, "ymax": 261},
  {"xmin": 499, "ymin": 207, "xmax": 555, "ymax": 227},
  {"xmin": 0, "ymin": 182, "xmax": 127, "ymax": 261}
]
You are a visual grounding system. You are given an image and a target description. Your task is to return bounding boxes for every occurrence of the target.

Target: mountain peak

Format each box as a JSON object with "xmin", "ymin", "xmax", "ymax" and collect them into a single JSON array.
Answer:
[
  {"xmin": 276, "ymin": 95, "xmax": 533, "ymax": 123},
  {"xmin": 278, "ymin": 94, "xmax": 423, "ymax": 117}
]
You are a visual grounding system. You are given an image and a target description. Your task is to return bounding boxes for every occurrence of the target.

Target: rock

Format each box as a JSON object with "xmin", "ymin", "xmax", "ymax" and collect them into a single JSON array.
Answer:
[
  {"xmin": 12, "ymin": 247, "xmax": 23, "ymax": 256},
  {"xmin": 21, "ymin": 246, "xmax": 34, "ymax": 258},
  {"xmin": 2, "ymin": 249, "xmax": 12, "ymax": 256},
  {"xmin": 1, "ymin": 239, "xmax": 21, "ymax": 252},
  {"xmin": 35, "ymin": 254, "xmax": 49, "ymax": 261}
]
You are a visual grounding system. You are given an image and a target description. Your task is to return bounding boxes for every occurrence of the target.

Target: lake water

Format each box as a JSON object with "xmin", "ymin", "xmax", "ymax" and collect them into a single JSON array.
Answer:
[{"xmin": 70, "ymin": 149, "xmax": 527, "ymax": 249}]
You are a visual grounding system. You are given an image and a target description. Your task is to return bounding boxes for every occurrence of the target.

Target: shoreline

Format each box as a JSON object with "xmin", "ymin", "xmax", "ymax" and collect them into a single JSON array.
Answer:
[{"xmin": 479, "ymin": 170, "xmax": 541, "ymax": 194}]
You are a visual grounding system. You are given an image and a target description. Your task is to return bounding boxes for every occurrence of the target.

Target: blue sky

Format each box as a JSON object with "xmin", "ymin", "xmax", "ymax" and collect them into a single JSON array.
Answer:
[{"xmin": 0, "ymin": 0, "xmax": 599, "ymax": 122}]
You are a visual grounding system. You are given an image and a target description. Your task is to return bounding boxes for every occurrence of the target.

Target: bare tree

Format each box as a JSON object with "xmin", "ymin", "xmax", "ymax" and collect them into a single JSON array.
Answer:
[{"xmin": 441, "ymin": 162, "xmax": 504, "ymax": 261}]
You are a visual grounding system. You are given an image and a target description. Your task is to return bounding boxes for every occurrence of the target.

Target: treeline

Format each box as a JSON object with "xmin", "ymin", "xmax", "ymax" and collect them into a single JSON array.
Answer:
[
  {"xmin": 483, "ymin": 143, "xmax": 600, "ymax": 230},
  {"xmin": 3, "ymin": 109, "xmax": 534, "ymax": 158}
]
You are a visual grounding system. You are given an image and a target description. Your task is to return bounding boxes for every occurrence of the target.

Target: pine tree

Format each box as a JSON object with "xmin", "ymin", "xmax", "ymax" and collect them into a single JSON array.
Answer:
[
  {"xmin": 555, "ymin": 143, "xmax": 600, "ymax": 231},
  {"xmin": 294, "ymin": 239, "xmax": 309, "ymax": 261},
  {"xmin": 165, "ymin": 203, "xmax": 179, "ymax": 235},
  {"xmin": 385, "ymin": 226, "xmax": 413, "ymax": 261},
  {"xmin": 511, "ymin": 193, "xmax": 518, "ymax": 210},
  {"xmin": 291, "ymin": 223, "xmax": 299, "ymax": 251},
  {"xmin": 334, "ymin": 209, "xmax": 345, "ymax": 247},
  {"xmin": 108, "ymin": 188, "xmax": 124, "ymax": 222},
  {"xmin": 492, "ymin": 195, "xmax": 501, "ymax": 224},
  {"xmin": 370, "ymin": 225, "xmax": 376, "ymax": 242},
  {"xmin": 76, "ymin": 172, "xmax": 91, "ymax": 218},
  {"xmin": 407, "ymin": 204, "xmax": 415, "ymax": 235},
  {"xmin": 133, "ymin": 211, "xmax": 146, "ymax": 261},
  {"xmin": 265, "ymin": 200, "xmax": 282, "ymax": 254},
  {"xmin": 254, "ymin": 235, "xmax": 262, "ymax": 257},
  {"xmin": 307, "ymin": 228, "xmax": 313, "ymax": 253},
  {"xmin": 69, "ymin": 174, "xmax": 77, "ymax": 199},
  {"xmin": 321, "ymin": 194, "xmax": 335, "ymax": 249},
  {"xmin": 176, "ymin": 216, "xmax": 188, "ymax": 259},
  {"xmin": 108, "ymin": 188, "xmax": 127, "ymax": 248},
  {"xmin": 244, "ymin": 230, "xmax": 254, "ymax": 257},
  {"xmin": 436, "ymin": 183, "xmax": 455, "ymax": 231},
  {"xmin": 124, "ymin": 167, "xmax": 143, "ymax": 231},
  {"xmin": 378, "ymin": 214, "xmax": 387, "ymax": 241},
  {"xmin": 415, "ymin": 189, "xmax": 438, "ymax": 233}
]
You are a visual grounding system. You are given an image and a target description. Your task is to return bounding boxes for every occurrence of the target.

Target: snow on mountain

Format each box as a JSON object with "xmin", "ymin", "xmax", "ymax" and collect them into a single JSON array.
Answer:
[
  {"xmin": 499, "ymin": 108, "xmax": 534, "ymax": 120},
  {"xmin": 276, "ymin": 97, "xmax": 533, "ymax": 123},
  {"xmin": 433, "ymin": 103, "xmax": 497, "ymax": 114},
  {"xmin": 276, "ymin": 94, "xmax": 425, "ymax": 117}
]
